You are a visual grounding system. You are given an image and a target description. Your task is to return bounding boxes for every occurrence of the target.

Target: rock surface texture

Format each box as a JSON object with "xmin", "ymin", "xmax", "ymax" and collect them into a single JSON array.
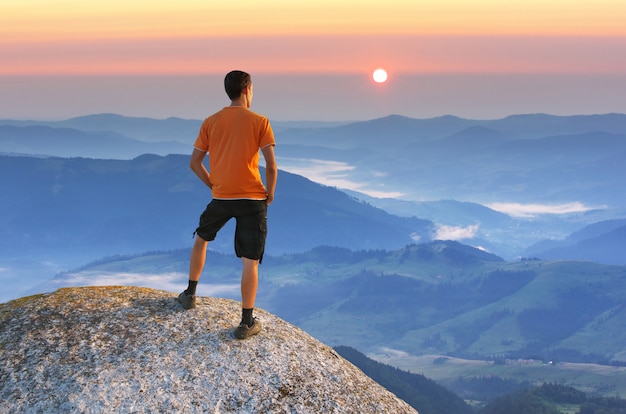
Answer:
[{"xmin": 0, "ymin": 286, "xmax": 417, "ymax": 413}]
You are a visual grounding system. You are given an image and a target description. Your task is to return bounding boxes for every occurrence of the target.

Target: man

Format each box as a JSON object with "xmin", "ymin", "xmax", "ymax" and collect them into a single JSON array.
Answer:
[{"xmin": 177, "ymin": 70, "xmax": 277, "ymax": 340}]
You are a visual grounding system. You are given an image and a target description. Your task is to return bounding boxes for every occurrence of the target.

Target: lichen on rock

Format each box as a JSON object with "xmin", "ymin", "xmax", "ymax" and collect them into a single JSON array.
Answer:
[{"xmin": 0, "ymin": 286, "xmax": 417, "ymax": 413}]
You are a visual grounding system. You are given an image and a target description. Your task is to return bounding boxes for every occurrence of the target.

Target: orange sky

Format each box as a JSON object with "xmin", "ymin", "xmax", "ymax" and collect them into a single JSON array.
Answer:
[
  {"xmin": 2, "ymin": 1, "xmax": 626, "ymax": 75},
  {"xmin": 1, "ymin": 1, "xmax": 625, "ymax": 120}
]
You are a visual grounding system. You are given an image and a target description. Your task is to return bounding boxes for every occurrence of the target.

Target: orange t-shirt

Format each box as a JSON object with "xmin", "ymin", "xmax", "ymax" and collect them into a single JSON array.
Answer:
[{"xmin": 194, "ymin": 106, "xmax": 275, "ymax": 199}]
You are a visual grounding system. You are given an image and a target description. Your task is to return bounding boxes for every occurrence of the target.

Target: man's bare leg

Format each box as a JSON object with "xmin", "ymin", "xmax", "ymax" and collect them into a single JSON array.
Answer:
[
  {"xmin": 189, "ymin": 235, "xmax": 208, "ymax": 282},
  {"xmin": 178, "ymin": 235, "xmax": 208, "ymax": 309},
  {"xmin": 241, "ymin": 257, "xmax": 259, "ymax": 309},
  {"xmin": 235, "ymin": 257, "xmax": 262, "ymax": 338}
]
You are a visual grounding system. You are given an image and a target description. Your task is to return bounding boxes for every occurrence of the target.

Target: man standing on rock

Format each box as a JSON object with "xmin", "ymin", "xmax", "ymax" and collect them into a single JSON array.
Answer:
[{"xmin": 177, "ymin": 70, "xmax": 277, "ymax": 340}]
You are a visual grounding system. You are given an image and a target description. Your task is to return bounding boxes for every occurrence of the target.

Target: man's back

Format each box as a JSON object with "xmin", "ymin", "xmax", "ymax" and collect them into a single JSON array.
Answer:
[{"xmin": 194, "ymin": 106, "xmax": 274, "ymax": 199}]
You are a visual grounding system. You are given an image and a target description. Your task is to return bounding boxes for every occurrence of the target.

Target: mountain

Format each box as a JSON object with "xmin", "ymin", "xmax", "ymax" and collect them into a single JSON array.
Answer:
[
  {"xmin": 278, "ymin": 113, "xmax": 626, "ymax": 150},
  {"xmin": 0, "ymin": 124, "xmax": 188, "ymax": 158},
  {"xmin": 346, "ymin": 348, "xmax": 625, "ymax": 413},
  {"xmin": 478, "ymin": 382, "xmax": 626, "ymax": 414},
  {"xmin": 2, "ymin": 112, "xmax": 626, "ymax": 278},
  {"xmin": 0, "ymin": 154, "xmax": 433, "ymax": 263},
  {"xmin": 343, "ymin": 196, "xmax": 532, "ymax": 257},
  {"xmin": 0, "ymin": 113, "xmax": 201, "ymax": 144},
  {"xmin": 347, "ymin": 197, "xmax": 512, "ymax": 227},
  {"xmin": 276, "ymin": 113, "xmax": 626, "ymax": 206},
  {"xmin": 0, "ymin": 113, "xmax": 348, "ymax": 144},
  {"xmin": 6, "ymin": 113, "xmax": 626, "ymax": 205},
  {"xmin": 276, "ymin": 113, "xmax": 626, "ymax": 263},
  {"xmin": 6, "ymin": 113, "xmax": 626, "ymax": 145},
  {"xmin": 488, "ymin": 113, "xmax": 626, "ymax": 139},
  {"xmin": 0, "ymin": 286, "xmax": 416, "ymax": 413},
  {"xmin": 335, "ymin": 346, "xmax": 472, "ymax": 414},
  {"xmin": 41, "ymin": 242, "xmax": 626, "ymax": 367},
  {"xmin": 345, "ymin": 196, "xmax": 626, "ymax": 262},
  {"xmin": 526, "ymin": 219, "xmax": 626, "ymax": 265},
  {"xmin": 3, "ymin": 112, "xmax": 626, "ymax": 219}
]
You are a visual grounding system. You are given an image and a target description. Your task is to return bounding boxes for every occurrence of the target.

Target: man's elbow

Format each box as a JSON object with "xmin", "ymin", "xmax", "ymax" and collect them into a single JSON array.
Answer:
[
  {"xmin": 190, "ymin": 149, "xmax": 206, "ymax": 171},
  {"xmin": 190, "ymin": 158, "xmax": 202, "ymax": 172},
  {"xmin": 265, "ymin": 158, "xmax": 278, "ymax": 172},
  {"xmin": 267, "ymin": 163, "xmax": 278, "ymax": 174}
]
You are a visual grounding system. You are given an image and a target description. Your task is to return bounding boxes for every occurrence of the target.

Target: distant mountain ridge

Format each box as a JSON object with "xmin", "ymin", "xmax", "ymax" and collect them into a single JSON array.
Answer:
[
  {"xmin": 525, "ymin": 220, "xmax": 626, "ymax": 265},
  {"xmin": 0, "ymin": 124, "xmax": 188, "ymax": 158},
  {"xmin": 2, "ymin": 112, "xmax": 626, "ymax": 269},
  {"xmin": 3, "ymin": 111, "xmax": 626, "ymax": 264},
  {"xmin": 0, "ymin": 113, "xmax": 349, "ymax": 145},
  {"xmin": 335, "ymin": 346, "xmax": 472, "ymax": 414},
  {"xmin": 0, "ymin": 154, "xmax": 433, "ymax": 263},
  {"xmin": 4, "ymin": 111, "xmax": 626, "ymax": 154},
  {"xmin": 278, "ymin": 113, "xmax": 626, "ymax": 148},
  {"xmin": 0, "ymin": 113, "xmax": 201, "ymax": 143},
  {"xmin": 272, "ymin": 113, "xmax": 626, "ymax": 208}
]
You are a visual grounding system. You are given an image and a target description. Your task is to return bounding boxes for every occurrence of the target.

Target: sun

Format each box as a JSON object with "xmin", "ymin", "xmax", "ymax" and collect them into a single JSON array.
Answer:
[{"xmin": 372, "ymin": 68, "xmax": 388, "ymax": 83}]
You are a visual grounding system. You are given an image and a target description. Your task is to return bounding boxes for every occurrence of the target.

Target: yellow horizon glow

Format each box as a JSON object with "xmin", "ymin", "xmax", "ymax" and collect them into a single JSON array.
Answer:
[
  {"xmin": 2, "ymin": 1, "xmax": 625, "ymax": 76},
  {"xmin": 3, "ymin": 34, "xmax": 625, "ymax": 76},
  {"xmin": 3, "ymin": 0, "xmax": 626, "ymax": 43}
]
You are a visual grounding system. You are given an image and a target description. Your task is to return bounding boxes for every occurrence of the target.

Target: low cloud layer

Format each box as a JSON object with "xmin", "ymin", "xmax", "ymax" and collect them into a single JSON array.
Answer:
[
  {"xmin": 277, "ymin": 157, "xmax": 404, "ymax": 198},
  {"xmin": 486, "ymin": 202, "xmax": 603, "ymax": 218},
  {"xmin": 33, "ymin": 271, "xmax": 240, "ymax": 300},
  {"xmin": 435, "ymin": 224, "xmax": 479, "ymax": 241}
]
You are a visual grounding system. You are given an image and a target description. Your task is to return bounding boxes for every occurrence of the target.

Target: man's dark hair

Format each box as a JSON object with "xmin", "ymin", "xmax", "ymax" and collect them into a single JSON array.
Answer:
[{"xmin": 224, "ymin": 70, "xmax": 251, "ymax": 100}]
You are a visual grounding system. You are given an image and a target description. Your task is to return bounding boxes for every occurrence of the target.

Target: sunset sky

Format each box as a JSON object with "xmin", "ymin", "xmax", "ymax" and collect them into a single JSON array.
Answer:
[{"xmin": 1, "ymin": 0, "xmax": 625, "ymax": 120}]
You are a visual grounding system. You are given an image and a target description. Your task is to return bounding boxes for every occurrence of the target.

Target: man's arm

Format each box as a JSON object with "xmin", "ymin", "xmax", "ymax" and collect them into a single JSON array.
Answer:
[
  {"xmin": 189, "ymin": 148, "xmax": 213, "ymax": 189},
  {"xmin": 261, "ymin": 144, "xmax": 277, "ymax": 206}
]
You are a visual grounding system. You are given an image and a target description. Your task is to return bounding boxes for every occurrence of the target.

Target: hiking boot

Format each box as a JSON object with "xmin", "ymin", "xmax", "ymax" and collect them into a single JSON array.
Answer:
[
  {"xmin": 176, "ymin": 291, "xmax": 196, "ymax": 309},
  {"xmin": 234, "ymin": 318, "xmax": 262, "ymax": 340}
]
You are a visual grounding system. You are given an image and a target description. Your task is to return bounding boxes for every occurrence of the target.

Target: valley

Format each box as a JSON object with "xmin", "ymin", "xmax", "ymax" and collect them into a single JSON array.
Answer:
[
  {"xmin": 369, "ymin": 353, "xmax": 626, "ymax": 399},
  {"xmin": 2, "ymin": 112, "xmax": 626, "ymax": 403}
]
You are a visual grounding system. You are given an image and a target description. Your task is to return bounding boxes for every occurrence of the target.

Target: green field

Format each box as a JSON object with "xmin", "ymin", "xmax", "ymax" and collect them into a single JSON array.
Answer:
[{"xmin": 369, "ymin": 353, "xmax": 626, "ymax": 398}]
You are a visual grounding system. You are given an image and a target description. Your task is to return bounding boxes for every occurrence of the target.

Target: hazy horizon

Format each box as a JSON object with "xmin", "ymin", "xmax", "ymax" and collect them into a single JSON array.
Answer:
[
  {"xmin": 2, "ymin": 1, "xmax": 625, "ymax": 121},
  {"xmin": 2, "ymin": 73, "xmax": 625, "ymax": 122}
]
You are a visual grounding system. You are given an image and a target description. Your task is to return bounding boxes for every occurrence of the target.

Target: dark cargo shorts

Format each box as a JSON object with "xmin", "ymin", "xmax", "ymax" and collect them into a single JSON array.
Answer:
[{"xmin": 194, "ymin": 199, "xmax": 268, "ymax": 263}]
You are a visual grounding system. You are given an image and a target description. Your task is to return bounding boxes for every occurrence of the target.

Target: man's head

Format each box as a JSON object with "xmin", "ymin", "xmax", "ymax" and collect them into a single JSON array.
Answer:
[{"xmin": 224, "ymin": 70, "xmax": 252, "ymax": 101}]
